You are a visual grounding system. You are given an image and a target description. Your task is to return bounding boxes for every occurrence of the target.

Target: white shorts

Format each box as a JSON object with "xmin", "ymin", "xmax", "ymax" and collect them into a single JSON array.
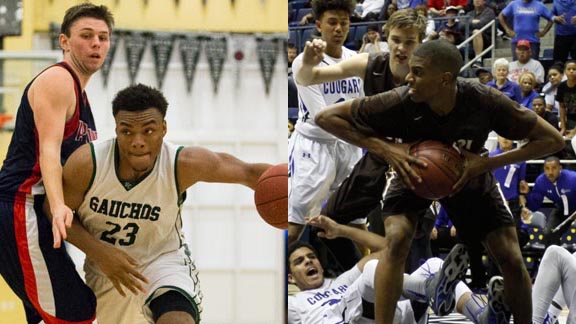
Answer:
[
  {"xmin": 85, "ymin": 246, "xmax": 203, "ymax": 324},
  {"xmin": 322, "ymin": 260, "xmax": 416, "ymax": 324},
  {"xmin": 288, "ymin": 131, "xmax": 362, "ymax": 224}
]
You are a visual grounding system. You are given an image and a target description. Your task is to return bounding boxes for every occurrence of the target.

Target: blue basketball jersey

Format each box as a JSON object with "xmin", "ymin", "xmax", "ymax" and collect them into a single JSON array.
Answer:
[{"xmin": 0, "ymin": 62, "xmax": 97, "ymax": 198}]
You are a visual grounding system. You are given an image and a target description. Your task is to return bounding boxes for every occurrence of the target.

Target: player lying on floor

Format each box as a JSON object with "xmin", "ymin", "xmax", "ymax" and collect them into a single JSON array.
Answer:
[
  {"xmin": 287, "ymin": 215, "xmax": 510, "ymax": 324},
  {"xmin": 529, "ymin": 245, "xmax": 576, "ymax": 324}
]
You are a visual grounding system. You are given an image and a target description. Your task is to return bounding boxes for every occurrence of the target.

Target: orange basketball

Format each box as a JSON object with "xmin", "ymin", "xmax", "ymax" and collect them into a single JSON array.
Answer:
[
  {"xmin": 254, "ymin": 163, "xmax": 288, "ymax": 229},
  {"xmin": 409, "ymin": 140, "xmax": 464, "ymax": 200}
]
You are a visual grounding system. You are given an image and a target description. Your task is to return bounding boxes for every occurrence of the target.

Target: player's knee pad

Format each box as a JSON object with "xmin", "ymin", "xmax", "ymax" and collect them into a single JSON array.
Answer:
[{"xmin": 149, "ymin": 290, "xmax": 199, "ymax": 323}]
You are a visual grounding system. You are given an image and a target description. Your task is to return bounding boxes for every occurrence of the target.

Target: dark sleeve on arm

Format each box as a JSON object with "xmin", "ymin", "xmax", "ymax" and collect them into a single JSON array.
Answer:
[
  {"xmin": 489, "ymin": 88, "xmax": 538, "ymax": 139},
  {"xmin": 476, "ymin": 8, "xmax": 495, "ymax": 28},
  {"xmin": 350, "ymin": 87, "xmax": 407, "ymax": 138}
]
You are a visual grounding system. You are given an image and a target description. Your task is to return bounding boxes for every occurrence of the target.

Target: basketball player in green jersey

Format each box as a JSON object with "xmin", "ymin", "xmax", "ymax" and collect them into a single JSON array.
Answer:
[{"xmin": 48, "ymin": 84, "xmax": 272, "ymax": 324}]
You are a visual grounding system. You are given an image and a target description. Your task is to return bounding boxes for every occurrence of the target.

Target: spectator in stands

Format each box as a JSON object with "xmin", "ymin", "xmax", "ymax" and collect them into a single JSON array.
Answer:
[
  {"xmin": 288, "ymin": 43, "xmax": 298, "ymax": 75},
  {"xmin": 289, "ymin": 216, "xmax": 506, "ymax": 324},
  {"xmin": 289, "ymin": 119, "xmax": 295, "ymax": 138},
  {"xmin": 380, "ymin": 1, "xmax": 398, "ymax": 20},
  {"xmin": 434, "ymin": 6, "xmax": 463, "ymax": 43},
  {"xmin": 508, "ymin": 40, "xmax": 546, "ymax": 85},
  {"xmin": 298, "ymin": 13, "xmax": 315, "ymax": 26},
  {"xmin": 461, "ymin": 0, "xmax": 495, "ymax": 64},
  {"xmin": 533, "ymin": 96, "xmax": 560, "ymax": 131},
  {"xmin": 487, "ymin": 58, "xmax": 522, "ymax": 103},
  {"xmin": 360, "ymin": 0, "xmax": 385, "ymax": 21},
  {"xmin": 430, "ymin": 205, "xmax": 457, "ymax": 257},
  {"xmin": 396, "ymin": 0, "xmax": 427, "ymax": 10},
  {"xmin": 542, "ymin": 62, "xmax": 566, "ymax": 114},
  {"xmin": 522, "ymin": 156, "xmax": 576, "ymax": 247},
  {"xmin": 475, "ymin": 67, "xmax": 493, "ymax": 84},
  {"xmin": 415, "ymin": 5, "xmax": 437, "ymax": 42},
  {"xmin": 491, "ymin": 136, "xmax": 529, "ymax": 245},
  {"xmin": 558, "ymin": 60, "xmax": 576, "ymax": 138},
  {"xmin": 427, "ymin": 0, "xmax": 467, "ymax": 18},
  {"xmin": 519, "ymin": 72, "xmax": 540, "ymax": 109},
  {"xmin": 551, "ymin": 0, "xmax": 576, "ymax": 64},
  {"xmin": 359, "ymin": 24, "xmax": 390, "ymax": 54},
  {"xmin": 498, "ymin": 0, "xmax": 561, "ymax": 60}
]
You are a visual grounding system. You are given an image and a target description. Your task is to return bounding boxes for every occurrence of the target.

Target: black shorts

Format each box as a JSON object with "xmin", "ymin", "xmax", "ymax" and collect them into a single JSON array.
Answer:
[
  {"xmin": 322, "ymin": 152, "xmax": 389, "ymax": 224},
  {"xmin": 382, "ymin": 172, "xmax": 515, "ymax": 244}
]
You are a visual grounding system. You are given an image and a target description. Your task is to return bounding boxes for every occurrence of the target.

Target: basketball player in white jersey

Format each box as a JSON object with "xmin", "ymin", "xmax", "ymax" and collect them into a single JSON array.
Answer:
[
  {"xmin": 51, "ymin": 84, "xmax": 272, "ymax": 324},
  {"xmin": 288, "ymin": 0, "xmax": 365, "ymax": 244},
  {"xmin": 288, "ymin": 216, "xmax": 510, "ymax": 324},
  {"xmin": 530, "ymin": 245, "xmax": 576, "ymax": 324}
]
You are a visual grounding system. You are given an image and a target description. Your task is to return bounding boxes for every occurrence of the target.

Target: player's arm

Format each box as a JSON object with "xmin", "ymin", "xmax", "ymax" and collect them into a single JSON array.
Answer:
[
  {"xmin": 307, "ymin": 215, "xmax": 383, "ymax": 270},
  {"xmin": 486, "ymin": 117, "xmax": 564, "ymax": 171},
  {"xmin": 59, "ymin": 145, "xmax": 148, "ymax": 296},
  {"xmin": 295, "ymin": 39, "xmax": 369, "ymax": 86},
  {"xmin": 315, "ymin": 97, "xmax": 426, "ymax": 188},
  {"xmin": 454, "ymin": 116, "xmax": 564, "ymax": 192},
  {"xmin": 29, "ymin": 68, "xmax": 77, "ymax": 248},
  {"xmin": 177, "ymin": 146, "xmax": 272, "ymax": 193}
]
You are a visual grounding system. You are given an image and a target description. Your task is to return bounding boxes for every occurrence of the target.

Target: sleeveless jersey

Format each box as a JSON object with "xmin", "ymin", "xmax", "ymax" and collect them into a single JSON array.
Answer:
[
  {"xmin": 292, "ymin": 47, "xmax": 365, "ymax": 140},
  {"xmin": 77, "ymin": 139, "xmax": 186, "ymax": 275},
  {"xmin": 0, "ymin": 62, "xmax": 97, "ymax": 199}
]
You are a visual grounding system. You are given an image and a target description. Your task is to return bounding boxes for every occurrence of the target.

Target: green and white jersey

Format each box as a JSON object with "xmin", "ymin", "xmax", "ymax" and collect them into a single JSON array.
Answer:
[{"xmin": 78, "ymin": 138, "xmax": 186, "ymax": 275}]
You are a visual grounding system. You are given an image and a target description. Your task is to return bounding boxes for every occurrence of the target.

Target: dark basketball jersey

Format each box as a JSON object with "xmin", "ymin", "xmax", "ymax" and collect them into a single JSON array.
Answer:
[
  {"xmin": 363, "ymin": 52, "xmax": 396, "ymax": 96},
  {"xmin": 351, "ymin": 78, "xmax": 538, "ymax": 154},
  {"xmin": 0, "ymin": 62, "xmax": 97, "ymax": 198}
]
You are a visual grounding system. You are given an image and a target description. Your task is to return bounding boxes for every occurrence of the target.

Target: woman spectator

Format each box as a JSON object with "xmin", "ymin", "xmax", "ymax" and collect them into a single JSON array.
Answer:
[
  {"xmin": 518, "ymin": 71, "xmax": 539, "ymax": 109},
  {"xmin": 541, "ymin": 62, "xmax": 566, "ymax": 114},
  {"xmin": 486, "ymin": 58, "xmax": 522, "ymax": 103}
]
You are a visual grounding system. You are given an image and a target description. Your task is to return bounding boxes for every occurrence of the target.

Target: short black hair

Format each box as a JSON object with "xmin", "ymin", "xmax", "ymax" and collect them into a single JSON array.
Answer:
[
  {"xmin": 112, "ymin": 84, "xmax": 168, "ymax": 117},
  {"xmin": 60, "ymin": 3, "xmax": 114, "ymax": 36},
  {"xmin": 311, "ymin": 0, "xmax": 355, "ymax": 20},
  {"xmin": 287, "ymin": 241, "xmax": 318, "ymax": 274},
  {"xmin": 367, "ymin": 24, "xmax": 380, "ymax": 32},
  {"xmin": 566, "ymin": 59, "xmax": 576, "ymax": 68},
  {"xmin": 544, "ymin": 155, "xmax": 561, "ymax": 165},
  {"xmin": 549, "ymin": 62, "xmax": 565, "ymax": 73},
  {"xmin": 413, "ymin": 39, "xmax": 463, "ymax": 80}
]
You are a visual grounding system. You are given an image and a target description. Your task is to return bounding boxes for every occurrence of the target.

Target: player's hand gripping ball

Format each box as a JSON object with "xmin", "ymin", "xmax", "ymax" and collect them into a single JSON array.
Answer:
[
  {"xmin": 409, "ymin": 140, "xmax": 464, "ymax": 200},
  {"xmin": 254, "ymin": 163, "xmax": 288, "ymax": 229}
]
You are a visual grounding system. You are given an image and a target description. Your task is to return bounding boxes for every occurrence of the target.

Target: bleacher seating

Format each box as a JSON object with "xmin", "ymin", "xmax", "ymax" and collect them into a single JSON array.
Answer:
[
  {"xmin": 289, "ymin": 0, "xmax": 309, "ymax": 10},
  {"xmin": 289, "ymin": 29, "xmax": 298, "ymax": 47},
  {"xmin": 290, "ymin": 8, "xmax": 313, "ymax": 27},
  {"xmin": 300, "ymin": 27, "xmax": 317, "ymax": 51}
]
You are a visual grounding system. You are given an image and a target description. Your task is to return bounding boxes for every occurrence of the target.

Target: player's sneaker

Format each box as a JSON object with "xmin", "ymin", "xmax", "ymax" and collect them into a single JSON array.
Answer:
[
  {"xmin": 425, "ymin": 243, "xmax": 470, "ymax": 316},
  {"xmin": 478, "ymin": 276, "xmax": 510, "ymax": 324}
]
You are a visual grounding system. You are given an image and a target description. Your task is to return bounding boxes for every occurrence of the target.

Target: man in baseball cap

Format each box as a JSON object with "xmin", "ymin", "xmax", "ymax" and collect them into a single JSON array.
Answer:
[{"xmin": 509, "ymin": 39, "xmax": 545, "ymax": 85}]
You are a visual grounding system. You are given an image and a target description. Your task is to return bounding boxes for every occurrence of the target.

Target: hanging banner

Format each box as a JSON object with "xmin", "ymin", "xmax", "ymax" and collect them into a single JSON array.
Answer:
[
  {"xmin": 100, "ymin": 31, "xmax": 120, "ymax": 88},
  {"xmin": 50, "ymin": 22, "xmax": 60, "ymax": 50},
  {"xmin": 256, "ymin": 37, "xmax": 279, "ymax": 95},
  {"xmin": 179, "ymin": 34, "xmax": 203, "ymax": 93},
  {"xmin": 124, "ymin": 31, "xmax": 148, "ymax": 85},
  {"xmin": 151, "ymin": 32, "xmax": 176, "ymax": 89},
  {"xmin": 205, "ymin": 36, "xmax": 228, "ymax": 94}
]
